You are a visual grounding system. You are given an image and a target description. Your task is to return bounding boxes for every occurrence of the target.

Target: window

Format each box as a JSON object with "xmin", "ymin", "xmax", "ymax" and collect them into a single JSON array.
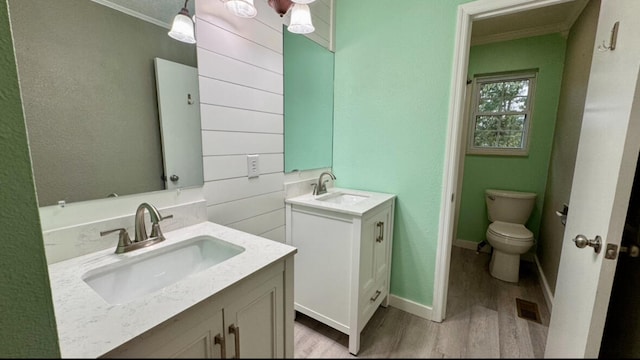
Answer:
[{"xmin": 467, "ymin": 71, "xmax": 537, "ymax": 156}]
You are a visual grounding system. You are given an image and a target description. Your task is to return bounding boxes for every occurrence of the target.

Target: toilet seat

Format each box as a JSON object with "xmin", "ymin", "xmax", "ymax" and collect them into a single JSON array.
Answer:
[{"xmin": 488, "ymin": 221, "xmax": 533, "ymax": 242}]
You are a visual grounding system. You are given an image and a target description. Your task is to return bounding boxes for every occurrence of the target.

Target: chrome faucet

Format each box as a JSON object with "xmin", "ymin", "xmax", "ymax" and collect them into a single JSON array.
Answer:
[
  {"xmin": 100, "ymin": 202, "xmax": 173, "ymax": 254},
  {"xmin": 313, "ymin": 171, "xmax": 336, "ymax": 196}
]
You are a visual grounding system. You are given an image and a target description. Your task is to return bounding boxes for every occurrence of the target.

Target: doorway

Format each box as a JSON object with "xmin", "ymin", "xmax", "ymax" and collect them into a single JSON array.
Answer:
[{"xmin": 434, "ymin": 0, "xmax": 596, "ymax": 328}]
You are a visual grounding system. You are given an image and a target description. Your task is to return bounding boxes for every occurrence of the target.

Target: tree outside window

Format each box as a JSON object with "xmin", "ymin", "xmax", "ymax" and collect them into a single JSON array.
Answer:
[{"xmin": 467, "ymin": 72, "xmax": 537, "ymax": 156}]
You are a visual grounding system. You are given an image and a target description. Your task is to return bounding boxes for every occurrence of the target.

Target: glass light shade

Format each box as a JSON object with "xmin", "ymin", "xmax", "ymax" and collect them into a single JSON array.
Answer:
[
  {"xmin": 225, "ymin": 0, "xmax": 257, "ymax": 18},
  {"xmin": 168, "ymin": 12, "xmax": 196, "ymax": 44},
  {"xmin": 288, "ymin": 3, "xmax": 314, "ymax": 34},
  {"xmin": 291, "ymin": 0, "xmax": 316, "ymax": 3}
]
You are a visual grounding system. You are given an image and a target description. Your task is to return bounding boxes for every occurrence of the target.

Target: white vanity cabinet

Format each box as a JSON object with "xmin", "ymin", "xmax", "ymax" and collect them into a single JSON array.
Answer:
[
  {"xmin": 285, "ymin": 188, "xmax": 395, "ymax": 355},
  {"xmin": 102, "ymin": 260, "xmax": 290, "ymax": 359}
]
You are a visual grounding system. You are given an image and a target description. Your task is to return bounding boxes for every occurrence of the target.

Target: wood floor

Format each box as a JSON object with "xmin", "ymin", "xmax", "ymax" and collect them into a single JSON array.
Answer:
[{"xmin": 293, "ymin": 246, "xmax": 550, "ymax": 358}]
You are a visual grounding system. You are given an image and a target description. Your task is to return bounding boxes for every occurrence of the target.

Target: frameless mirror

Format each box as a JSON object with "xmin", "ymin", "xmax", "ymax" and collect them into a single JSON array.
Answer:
[
  {"xmin": 283, "ymin": 26, "xmax": 334, "ymax": 173},
  {"xmin": 8, "ymin": 0, "xmax": 202, "ymax": 206}
]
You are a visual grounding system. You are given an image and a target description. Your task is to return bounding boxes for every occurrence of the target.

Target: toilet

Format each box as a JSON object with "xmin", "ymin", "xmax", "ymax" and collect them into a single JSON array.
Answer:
[{"xmin": 485, "ymin": 189, "xmax": 537, "ymax": 283}]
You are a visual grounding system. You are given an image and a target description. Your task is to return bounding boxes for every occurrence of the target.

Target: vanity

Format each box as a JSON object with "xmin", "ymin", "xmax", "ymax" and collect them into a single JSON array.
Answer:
[
  {"xmin": 285, "ymin": 187, "xmax": 396, "ymax": 355},
  {"xmin": 47, "ymin": 221, "xmax": 296, "ymax": 358}
]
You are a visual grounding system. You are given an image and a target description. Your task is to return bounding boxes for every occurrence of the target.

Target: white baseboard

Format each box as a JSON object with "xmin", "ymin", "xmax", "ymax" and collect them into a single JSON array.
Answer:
[
  {"xmin": 453, "ymin": 238, "xmax": 491, "ymax": 253},
  {"xmin": 534, "ymin": 254, "xmax": 554, "ymax": 313},
  {"xmin": 388, "ymin": 294, "xmax": 433, "ymax": 321}
]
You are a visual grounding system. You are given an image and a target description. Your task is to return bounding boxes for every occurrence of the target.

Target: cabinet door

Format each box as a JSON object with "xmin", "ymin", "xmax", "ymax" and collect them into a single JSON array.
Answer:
[
  {"xmin": 373, "ymin": 207, "xmax": 391, "ymax": 285},
  {"xmin": 103, "ymin": 307, "xmax": 225, "ymax": 359},
  {"xmin": 359, "ymin": 205, "xmax": 391, "ymax": 321},
  {"xmin": 223, "ymin": 273, "xmax": 284, "ymax": 358}
]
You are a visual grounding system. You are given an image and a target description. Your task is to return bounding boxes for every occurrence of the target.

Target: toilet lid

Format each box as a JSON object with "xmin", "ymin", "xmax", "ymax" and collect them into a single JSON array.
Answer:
[{"xmin": 488, "ymin": 221, "xmax": 533, "ymax": 240}]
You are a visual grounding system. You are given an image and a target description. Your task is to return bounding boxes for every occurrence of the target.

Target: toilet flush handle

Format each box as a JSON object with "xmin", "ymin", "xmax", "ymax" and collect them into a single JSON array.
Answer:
[
  {"xmin": 572, "ymin": 234, "xmax": 602, "ymax": 254},
  {"xmin": 488, "ymin": 195, "xmax": 495, "ymax": 201}
]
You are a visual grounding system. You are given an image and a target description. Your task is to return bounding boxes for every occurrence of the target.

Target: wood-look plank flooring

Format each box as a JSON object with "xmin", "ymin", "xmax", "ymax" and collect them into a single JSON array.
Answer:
[{"xmin": 293, "ymin": 246, "xmax": 549, "ymax": 358}]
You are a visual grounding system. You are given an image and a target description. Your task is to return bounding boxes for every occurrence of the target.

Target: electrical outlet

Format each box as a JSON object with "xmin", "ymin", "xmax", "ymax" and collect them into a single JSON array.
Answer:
[{"xmin": 247, "ymin": 154, "xmax": 260, "ymax": 178}]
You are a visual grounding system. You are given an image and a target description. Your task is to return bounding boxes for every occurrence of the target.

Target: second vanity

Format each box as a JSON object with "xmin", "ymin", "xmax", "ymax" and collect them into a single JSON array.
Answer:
[
  {"xmin": 47, "ymin": 221, "xmax": 297, "ymax": 358},
  {"xmin": 285, "ymin": 187, "xmax": 396, "ymax": 355}
]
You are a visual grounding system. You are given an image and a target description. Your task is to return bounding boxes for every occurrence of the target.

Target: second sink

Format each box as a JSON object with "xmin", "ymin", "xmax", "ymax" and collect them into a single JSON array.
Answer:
[
  {"xmin": 82, "ymin": 235, "xmax": 245, "ymax": 305},
  {"xmin": 315, "ymin": 191, "xmax": 369, "ymax": 205}
]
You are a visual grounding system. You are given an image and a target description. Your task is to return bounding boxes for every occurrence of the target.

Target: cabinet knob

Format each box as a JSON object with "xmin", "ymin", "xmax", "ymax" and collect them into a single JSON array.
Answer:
[
  {"xmin": 214, "ymin": 333, "xmax": 226, "ymax": 359},
  {"xmin": 376, "ymin": 221, "xmax": 385, "ymax": 242},
  {"xmin": 229, "ymin": 324, "xmax": 240, "ymax": 358},
  {"xmin": 370, "ymin": 290, "xmax": 382, "ymax": 302}
]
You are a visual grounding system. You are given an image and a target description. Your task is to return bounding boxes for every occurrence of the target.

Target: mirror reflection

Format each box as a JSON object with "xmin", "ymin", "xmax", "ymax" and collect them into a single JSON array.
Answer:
[
  {"xmin": 283, "ymin": 26, "xmax": 334, "ymax": 173},
  {"xmin": 9, "ymin": 0, "xmax": 201, "ymax": 206}
]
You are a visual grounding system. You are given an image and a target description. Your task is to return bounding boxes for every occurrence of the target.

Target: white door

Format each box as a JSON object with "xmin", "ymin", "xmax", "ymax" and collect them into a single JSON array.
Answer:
[
  {"xmin": 154, "ymin": 57, "xmax": 203, "ymax": 190},
  {"xmin": 545, "ymin": 0, "xmax": 640, "ymax": 357}
]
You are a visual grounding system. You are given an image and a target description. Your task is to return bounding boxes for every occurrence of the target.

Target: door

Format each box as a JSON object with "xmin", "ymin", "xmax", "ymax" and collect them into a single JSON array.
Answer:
[
  {"xmin": 545, "ymin": 0, "xmax": 640, "ymax": 357},
  {"xmin": 154, "ymin": 57, "xmax": 203, "ymax": 190}
]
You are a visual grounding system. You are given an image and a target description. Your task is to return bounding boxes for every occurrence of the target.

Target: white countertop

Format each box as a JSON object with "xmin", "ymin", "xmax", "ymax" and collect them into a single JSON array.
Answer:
[
  {"xmin": 47, "ymin": 221, "xmax": 297, "ymax": 358},
  {"xmin": 285, "ymin": 187, "xmax": 396, "ymax": 216}
]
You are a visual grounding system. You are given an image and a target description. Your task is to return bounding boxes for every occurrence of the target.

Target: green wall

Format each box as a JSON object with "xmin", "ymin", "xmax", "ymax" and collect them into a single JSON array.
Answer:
[
  {"xmin": 284, "ymin": 27, "xmax": 334, "ymax": 172},
  {"xmin": 457, "ymin": 34, "xmax": 567, "ymax": 244},
  {"xmin": 333, "ymin": 0, "xmax": 470, "ymax": 306},
  {"xmin": 0, "ymin": 0, "xmax": 60, "ymax": 356}
]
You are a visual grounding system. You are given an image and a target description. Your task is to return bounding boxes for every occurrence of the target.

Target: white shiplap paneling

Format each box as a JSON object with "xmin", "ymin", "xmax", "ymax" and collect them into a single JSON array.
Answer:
[
  {"xmin": 226, "ymin": 208, "xmax": 285, "ymax": 238},
  {"xmin": 198, "ymin": 49, "xmax": 283, "ymax": 94},
  {"xmin": 201, "ymin": 104, "xmax": 283, "ymax": 133},
  {"xmin": 203, "ymin": 153, "xmax": 283, "ymax": 181},
  {"xmin": 199, "ymin": 77, "xmax": 283, "ymax": 113},
  {"xmin": 195, "ymin": 0, "xmax": 333, "ymax": 236},
  {"xmin": 195, "ymin": 20, "xmax": 282, "ymax": 74},
  {"xmin": 202, "ymin": 131, "xmax": 282, "ymax": 156},
  {"xmin": 203, "ymin": 172, "xmax": 284, "ymax": 205},
  {"xmin": 207, "ymin": 191, "xmax": 285, "ymax": 226}
]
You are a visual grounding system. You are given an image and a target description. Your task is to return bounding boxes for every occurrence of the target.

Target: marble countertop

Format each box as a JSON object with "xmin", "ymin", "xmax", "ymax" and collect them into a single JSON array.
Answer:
[
  {"xmin": 47, "ymin": 221, "xmax": 297, "ymax": 358},
  {"xmin": 285, "ymin": 187, "xmax": 396, "ymax": 216}
]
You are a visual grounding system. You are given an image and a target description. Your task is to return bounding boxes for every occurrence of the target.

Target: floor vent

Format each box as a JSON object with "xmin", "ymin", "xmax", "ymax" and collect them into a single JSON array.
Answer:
[{"xmin": 515, "ymin": 298, "xmax": 542, "ymax": 324}]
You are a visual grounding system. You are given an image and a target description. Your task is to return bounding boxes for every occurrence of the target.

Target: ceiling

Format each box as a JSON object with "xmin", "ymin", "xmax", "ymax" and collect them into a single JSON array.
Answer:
[
  {"xmin": 94, "ymin": 0, "xmax": 590, "ymax": 48},
  {"xmin": 471, "ymin": 0, "xmax": 590, "ymax": 46},
  {"xmin": 91, "ymin": 0, "xmax": 195, "ymax": 28}
]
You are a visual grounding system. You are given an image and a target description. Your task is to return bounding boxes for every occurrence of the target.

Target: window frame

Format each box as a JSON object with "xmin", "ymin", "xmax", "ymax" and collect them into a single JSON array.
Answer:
[{"xmin": 466, "ymin": 71, "xmax": 537, "ymax": 156}]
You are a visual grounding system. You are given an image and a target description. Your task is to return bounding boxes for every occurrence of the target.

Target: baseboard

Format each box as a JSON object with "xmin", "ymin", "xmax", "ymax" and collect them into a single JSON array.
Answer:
[
  {"xmin": 388, "ymin": 294, "xmax": 433, "ymax": 321},
  {"xmin": 533, "ymin": 255, "xmax": 554, "ymax": 313},
  {"xmin": 454, "ymin": 238, "xmax": 491, "ymax": 254}
]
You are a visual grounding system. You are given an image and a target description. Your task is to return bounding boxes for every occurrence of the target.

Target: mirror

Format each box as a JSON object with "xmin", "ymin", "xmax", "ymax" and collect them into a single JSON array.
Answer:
[
  {"xmin": 283, "ymin": 26, "xmax": 334, "ymax": 173},
  {"xmin": 8, "ymin": 0, "xmax": 201, "ymax": 206}
]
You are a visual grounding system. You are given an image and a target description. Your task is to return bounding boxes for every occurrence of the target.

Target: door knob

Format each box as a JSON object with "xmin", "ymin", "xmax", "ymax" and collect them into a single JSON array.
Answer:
[
  {"xmin": 573, "ymin": 234, "xmax": 602, "ymax": 254},
  {"xmin": 169, "ymin": 174, "xmax": 179, "ymax": 182}
]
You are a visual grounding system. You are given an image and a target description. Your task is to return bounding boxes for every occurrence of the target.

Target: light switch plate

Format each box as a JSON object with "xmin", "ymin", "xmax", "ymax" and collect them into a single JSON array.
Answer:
[{"xmin": 247, "ymin": 154, "xmax": 260, "ymax": 178}]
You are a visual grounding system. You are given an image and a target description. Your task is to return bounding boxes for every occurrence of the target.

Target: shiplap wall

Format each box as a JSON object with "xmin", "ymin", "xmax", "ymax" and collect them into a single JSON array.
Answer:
[{"xmin": 195, "ymin": 0, "xmax": 333, "ymax": 243}]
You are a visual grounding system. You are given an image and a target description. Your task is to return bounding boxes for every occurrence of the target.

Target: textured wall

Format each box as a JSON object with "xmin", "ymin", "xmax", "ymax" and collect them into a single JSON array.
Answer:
[
  {"xmin": 9, "ymin": 0, "xmax": 196, "ymax": 206},
  {"xmin": 333, "ymin": 0, "xmax": 469, "ymax": 306},
  {"xmin": 537, "ymin": 0, "xmax": 600, "ymax": 295},
  {"xmin": 0, "ymin": 0, "xmax": 60, "ymax": 356},
  {"xmin": 457, "ymin": 34, "xmax": 567, "ymax": 245}
]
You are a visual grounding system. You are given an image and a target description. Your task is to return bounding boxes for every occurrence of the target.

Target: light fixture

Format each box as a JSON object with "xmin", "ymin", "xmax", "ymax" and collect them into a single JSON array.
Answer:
[
  {"xmin": 223, "ymin": 0, "xmax": 315, "ymax": 34},
  {"xmin": 168, "ymin": 0, "xmax": 196, "ymax": 44},
  {"xmin": 287, "ymin": 3, "xmax": 314, "ymax": 34},
  {"xmin": 268, "ymin": 0, "xmax": 293, "ymax": 17},
  {"xmin": 224, "ymin": 0, "xmax": 258, "ymax": 18}
]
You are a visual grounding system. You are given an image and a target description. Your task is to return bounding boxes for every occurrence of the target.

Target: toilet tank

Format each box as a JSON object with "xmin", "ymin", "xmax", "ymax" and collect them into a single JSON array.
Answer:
[{"xmin": 485, "ymin": 189, "xmax": 537, "ymax": 224}]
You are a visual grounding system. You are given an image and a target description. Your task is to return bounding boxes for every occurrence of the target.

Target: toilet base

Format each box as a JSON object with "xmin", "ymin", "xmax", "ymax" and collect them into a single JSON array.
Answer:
[{"xmin": 489, "ymin": 249, "xmax": 521, "ymax": 283}]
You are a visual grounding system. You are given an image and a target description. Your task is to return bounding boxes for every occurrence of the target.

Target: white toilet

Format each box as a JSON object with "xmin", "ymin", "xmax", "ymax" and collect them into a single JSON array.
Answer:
[{"xmin": 485, "ymin": 189, "xmax": 537, "ymax": 283}]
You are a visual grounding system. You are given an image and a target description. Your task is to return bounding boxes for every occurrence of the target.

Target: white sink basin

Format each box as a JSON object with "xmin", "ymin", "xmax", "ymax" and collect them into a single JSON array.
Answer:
[
  {"xmin": 82, "ymin": 235, "xmax": 245, "ymax": 305},
  {"xmin": 316, "ymin": 192, "xmax": 369, "ymax": 205}
]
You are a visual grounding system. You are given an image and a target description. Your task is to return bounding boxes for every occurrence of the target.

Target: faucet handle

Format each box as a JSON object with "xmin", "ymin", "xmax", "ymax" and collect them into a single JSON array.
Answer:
[
  {"xmin": 100, "ymin": 228, "xmax": 133, "ymax": 253},
  {"xmin": 160, "ymin": 214, "xmax": 173, "ymax": 221},
  {"xmin": 310, "ymin": 183, "xmax": 318, "ymax": 195}
]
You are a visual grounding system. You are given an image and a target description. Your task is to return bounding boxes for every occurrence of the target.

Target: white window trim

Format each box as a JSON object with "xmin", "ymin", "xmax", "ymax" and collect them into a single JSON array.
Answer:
[{"xmin": 466, "ymin": 71, "xmax": 537, "ymax": 156}]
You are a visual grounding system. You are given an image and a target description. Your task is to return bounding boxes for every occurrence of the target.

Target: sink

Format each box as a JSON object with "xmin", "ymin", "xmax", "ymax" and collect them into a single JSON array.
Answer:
[
  {"xmin": 315, "ymin": 192, "xmax": 369, "ymax": 205},
  {"xmin": 82, "ymin": 235, "xmax": 245, "ymax": 305}
]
